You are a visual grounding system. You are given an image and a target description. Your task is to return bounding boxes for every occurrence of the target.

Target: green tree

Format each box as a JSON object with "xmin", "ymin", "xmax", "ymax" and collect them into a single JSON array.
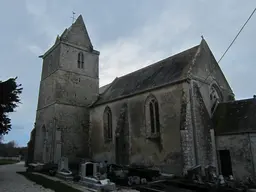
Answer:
[{"xmin": 0, "ymin": 77, "xmax": 22, "ymax": 135}]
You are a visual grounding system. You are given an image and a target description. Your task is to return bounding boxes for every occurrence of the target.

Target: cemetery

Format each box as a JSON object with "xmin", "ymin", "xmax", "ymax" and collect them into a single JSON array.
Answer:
[{"xmin": 24, "ymin": 156, "xmax": 256, "ymax": 192}]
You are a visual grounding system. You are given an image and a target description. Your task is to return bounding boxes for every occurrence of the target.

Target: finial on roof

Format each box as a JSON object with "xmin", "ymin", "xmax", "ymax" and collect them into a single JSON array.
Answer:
[
  {"xmin": 71, "ymin": 11, "xmax": 76, "ymax": 24},
  {"xmin": 201, "ymin": 35, "xmax": 204, "ymax": 40}
]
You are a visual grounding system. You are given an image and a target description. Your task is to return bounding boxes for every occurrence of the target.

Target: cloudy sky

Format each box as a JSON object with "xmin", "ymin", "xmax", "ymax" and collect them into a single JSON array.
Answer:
[{"xmin": 0, "ymin": 0, "xmax": 255, "ymax": 146}]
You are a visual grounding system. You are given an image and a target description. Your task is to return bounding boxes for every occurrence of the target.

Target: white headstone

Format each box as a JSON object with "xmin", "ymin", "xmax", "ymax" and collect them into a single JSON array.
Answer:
[
  {"xmin": 58, "ymin": 157, "xmax": 69, "ymax": 171},
  {"xmin": 219, "ymin": 175, "xmax": 225, "ymax": 185},
  {"xmin": 81, "ymin": 163, "xmax": 86, "ymax": 178}
]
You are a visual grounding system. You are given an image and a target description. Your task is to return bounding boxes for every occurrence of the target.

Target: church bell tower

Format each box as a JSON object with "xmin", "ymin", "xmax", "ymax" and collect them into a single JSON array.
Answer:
[{"xmin": 34, "ymin": 15, "xmax": 100, "ymax": 164}]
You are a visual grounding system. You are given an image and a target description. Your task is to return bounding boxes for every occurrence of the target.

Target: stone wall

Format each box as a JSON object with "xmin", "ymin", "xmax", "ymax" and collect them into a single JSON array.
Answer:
[
  {"xmin": 188, "ymin": 40, "xmax": 234, "ymax": 116},
  {"xmin": 216, "ymin": 134, "xmax": 254, "ymax": 181},
  {"xmin": 34, "ymin": 104, "xmax": 56, "ymax": 162},
  {"xmin": 191, "ymin": 81, "xmax": 216, "ymax": 171},
  {"xmin": 27, "ymin": 128, "xmax": 36, "ymax": 165},
  {"xmin": 37, "ymin": 73, "xmax": 56, "ymax": 110},
  {"xmin": 59, "ymin": 43, "xmax": 99, "ymax": 79},
  {"xmin": 249, "ymin": 133, "xmax": 256, "ymax": 179},
  {"xmin": 34, "ymin": 15, "xmax": 99, "ymax": 164},
  {"xmin": 54, "ymin": 70, "xmax": 98, "ymax": 107},
  {"xmin": 179, "ymin": 79, "xmax": 219, "ymax": 175},
  {"xmin": 90, "ymin": 83, "xmax": 184, "ymax": 175},
  {"xmin": 41, "ymin": 45, "xmax": 60, "ymax": 80},
  {"xmin": 34, "ymin": 104, "xmax": 91, "ymax": 164},
  {"xmin": 34, "ymin": 43, "xmax": 99, "ymax": 163},
  {"xmin": 55, "ymin": 104, "xmax": 90, "ymax": 163},
  {"xmin": 179, "ymin": 81, "xmax": 197, "ymax": 173},
  {"xmin": 182, "ymin": 40, "xmax": 234, "ymax": 174}
]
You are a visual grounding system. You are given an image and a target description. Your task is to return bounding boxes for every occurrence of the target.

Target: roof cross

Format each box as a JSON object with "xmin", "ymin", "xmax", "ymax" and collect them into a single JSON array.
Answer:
[{"xmin": 71, "ymin": 11, "xmax": 76, "ymax": 24}]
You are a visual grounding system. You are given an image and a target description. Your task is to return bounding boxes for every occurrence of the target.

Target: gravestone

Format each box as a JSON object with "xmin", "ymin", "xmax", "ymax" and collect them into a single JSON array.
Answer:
[
  {"xmin": 205, "ymin": 165, "xmax": 217, "ymax": 183},
  {"xmin": 80, "ymin": 162, "xmax": 99, "ymax": 178},
  {"xmin": 187, "ymin": 165, "xmax": 203, "ymax": 183},
  {"xmin": 58, "ymin": 157, "xmax": 69, "ymax": 172},
  {"xmin": 56, "ymin": 157, "xmax": 73, "ymax": 181},
  {"xmin": 79, "ymin": 162, "xmax": 116, "ymax": 191},
  {"xmin": 218, "ymin": 175, "xmax": 225, "ymax": 185}
]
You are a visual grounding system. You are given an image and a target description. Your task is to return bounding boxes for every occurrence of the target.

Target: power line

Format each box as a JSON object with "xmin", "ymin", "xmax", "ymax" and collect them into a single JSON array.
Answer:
[
  {"xmin": 218, "ymin": 8, "xmax": 256, "ymax": 63},
  {"xmin": 198, "ymin": 7, "xmax": 256, "ymax": 90}
]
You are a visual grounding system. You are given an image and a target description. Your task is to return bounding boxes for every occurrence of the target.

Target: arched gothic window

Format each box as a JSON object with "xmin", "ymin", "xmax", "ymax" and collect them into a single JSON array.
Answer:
[
  {"xmin": 145, "ymin": 95, "xmax": 160, "ymax": 136},
  {"xmin": 103, "ymin": 107, "xmax": 112, "ymax": 141},
  {"xmin": 210, "ymin": 84, "xmax": 223, "ymax": 114},
  {"xmin": 149, "ymin": 99, "xmax": 160, "ymax": 134},
  {"xmin": 78, "ymin": 52, "xmax": 84, "ymax": 69}
]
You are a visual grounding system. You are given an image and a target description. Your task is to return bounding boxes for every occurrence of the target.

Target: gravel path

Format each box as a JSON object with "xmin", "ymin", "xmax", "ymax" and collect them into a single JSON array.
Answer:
[
  {"xmin": 0, "ymin": 161, "xmax": 139, "ymax": 192},
  {"xmin": 0, "ymin": 161, "xmax": 53, "ymax": 192}
]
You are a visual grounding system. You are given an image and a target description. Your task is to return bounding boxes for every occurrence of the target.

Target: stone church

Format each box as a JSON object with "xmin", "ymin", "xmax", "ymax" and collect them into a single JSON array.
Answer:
[{"xmin": 27, "ymin": 15, "xmax": 256, "ymax": 180}]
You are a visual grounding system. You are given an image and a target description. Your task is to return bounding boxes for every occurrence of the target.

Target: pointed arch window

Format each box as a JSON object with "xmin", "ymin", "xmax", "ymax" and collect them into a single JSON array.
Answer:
[
  {"xmin": 149, "ymin": 99, "xmax": 160, "ymax": 134},
  {"xmin": 78, "ymin": 52, "xmax": 84, "ymax": 69},
  {"xmin": 210, "ymin": 84, "xmax": 223, "ymax": 115},
  {"xmin": 103, "ymin": 107, "xmax": 112, "ymax": 142},
  {"xmin": 145, "ymin": 95, "xmax": 160, "ymax": 137}
]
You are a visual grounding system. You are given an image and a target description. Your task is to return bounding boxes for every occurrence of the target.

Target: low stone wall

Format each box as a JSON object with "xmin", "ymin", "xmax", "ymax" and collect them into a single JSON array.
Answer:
[{"xmin": 0, "ymin": 156, "xmax": 21, "ymax": 161}]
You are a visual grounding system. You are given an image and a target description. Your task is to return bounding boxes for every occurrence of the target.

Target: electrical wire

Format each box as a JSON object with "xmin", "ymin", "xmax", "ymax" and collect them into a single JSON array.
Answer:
[{"xmin": 198, "ymin": 8, "xmax": 256, "ymax": 90}]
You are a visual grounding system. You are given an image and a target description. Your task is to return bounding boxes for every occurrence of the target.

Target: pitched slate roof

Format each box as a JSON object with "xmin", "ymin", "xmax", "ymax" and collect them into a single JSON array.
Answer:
[
  {"xmin": 94, "ymin": 44, "xmax": 200, "ymax": 106},
  {"xmin": 99, "ymin": 83, "xmax": 112, "ymax": 94},
  {"xmin": 60, "ymin": 15, "xmax": 93, "ymax": 48},
  {"xmin": 40, "ymin": 15, "xmax": 94, "ymax": 58},
  {"xmin": 213, "ymin": 98, "xmax": 256, "ymax": 135}
]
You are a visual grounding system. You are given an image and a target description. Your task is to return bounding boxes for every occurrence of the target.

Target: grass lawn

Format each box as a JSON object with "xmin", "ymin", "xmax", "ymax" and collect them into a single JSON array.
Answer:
[
  {"xmin": 0, "ymin": 159, "xmax": 19, "ymax": 165},
  {"xmin": 17, "ymin": 172, "xmax": 81, "ymax": 192}
]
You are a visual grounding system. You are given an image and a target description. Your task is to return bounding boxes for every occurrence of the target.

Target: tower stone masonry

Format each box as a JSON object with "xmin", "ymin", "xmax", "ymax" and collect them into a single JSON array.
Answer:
[{"xmin": 33, "ymin": 15, "xmax": 100, "ymax": 164}]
